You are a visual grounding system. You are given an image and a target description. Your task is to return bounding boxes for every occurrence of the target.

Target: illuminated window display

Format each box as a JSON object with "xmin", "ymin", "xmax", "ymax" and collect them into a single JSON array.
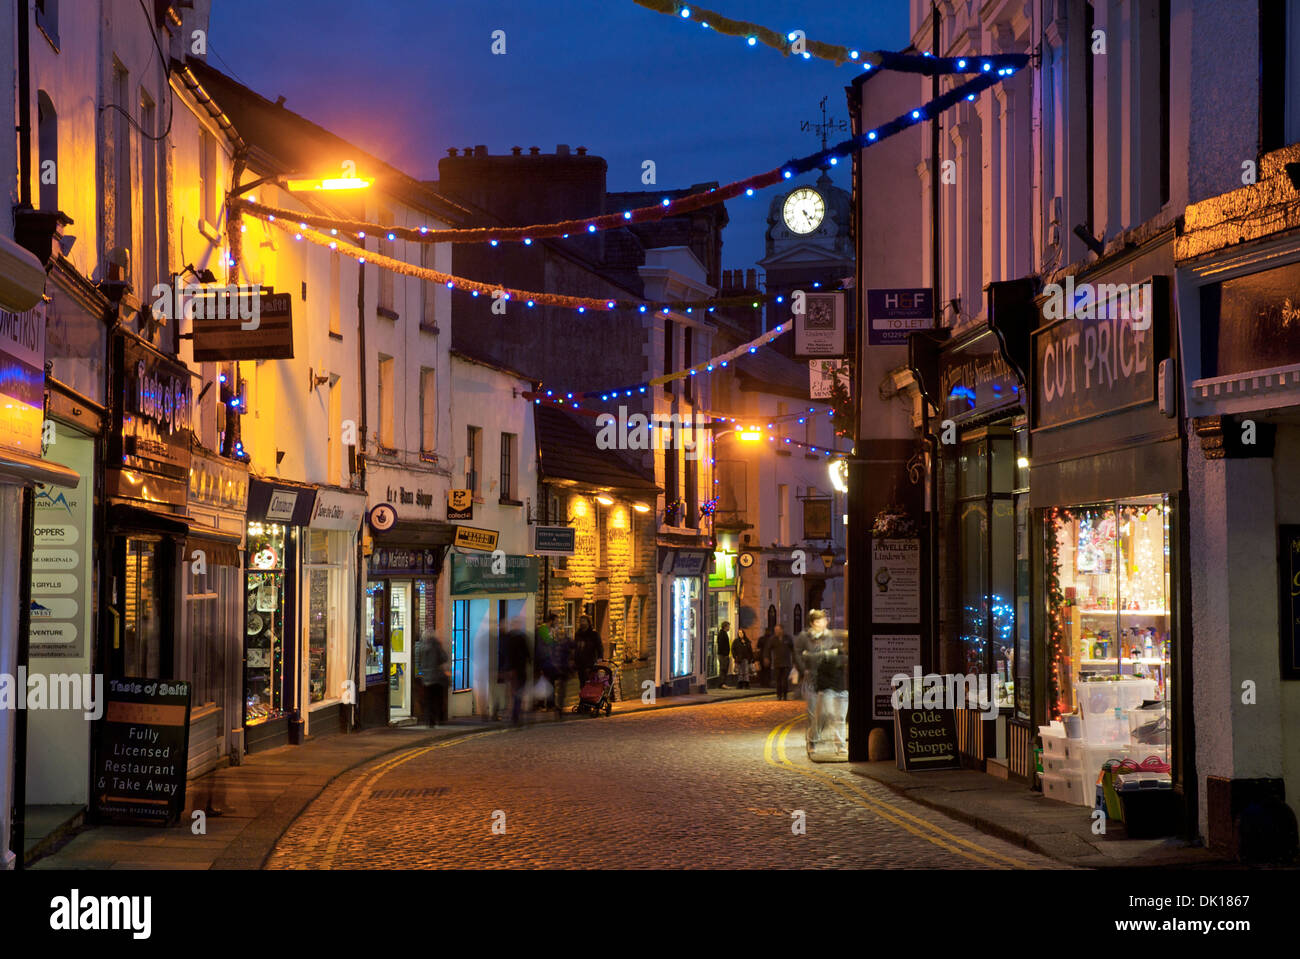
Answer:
[
  {"xmin": 670, "ymin": 576, "xmax": 700, "ymax": 679},
  {"xmin": 245, "ymin": 522, "xmax": 287, "ymax": 725},
  {"xmin": 1042, "ymin": 496, "xmax": 1173, "ymax": 805}
]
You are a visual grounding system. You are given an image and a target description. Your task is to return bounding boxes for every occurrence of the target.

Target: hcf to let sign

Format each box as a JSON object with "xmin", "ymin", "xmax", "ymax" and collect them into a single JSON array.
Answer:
[{"xmin": 868, "ymin": 288, "xmax": 934, "ymax": 346}]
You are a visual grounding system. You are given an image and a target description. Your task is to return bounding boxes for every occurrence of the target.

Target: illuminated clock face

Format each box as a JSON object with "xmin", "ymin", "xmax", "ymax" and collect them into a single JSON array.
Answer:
[{"xmin": 783, "ymin": 188, "xmax": 825, "ymax": 234}]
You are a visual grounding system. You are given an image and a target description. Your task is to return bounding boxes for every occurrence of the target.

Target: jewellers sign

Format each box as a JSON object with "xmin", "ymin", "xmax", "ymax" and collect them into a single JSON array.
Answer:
[
  {"xmin": 1033, "ymin": 277, "xmax": 1167, "ymax": 430},
  {"xmin": 190, "ymin": 288, "xmax": 294, "ymax": 361}
]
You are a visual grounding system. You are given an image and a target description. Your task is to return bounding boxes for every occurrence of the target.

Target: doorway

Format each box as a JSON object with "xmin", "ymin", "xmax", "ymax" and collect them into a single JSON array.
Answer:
[{"xmin": 388, "ymin": 580, "xmax": 412, "ymax": 718}]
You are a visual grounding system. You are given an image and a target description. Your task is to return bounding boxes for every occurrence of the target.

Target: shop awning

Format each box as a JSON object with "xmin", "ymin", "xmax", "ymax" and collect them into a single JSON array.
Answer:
[
  {"xmin": 0, "ymin": 447, "xmax": 79, "ymax": 489},
  {"xmin": 372, "ymin": 520, "xmax": 457, "ymax": 547},
  {"xmin": 0, "ymin": 232, "xmax": 48, "ymax": 313},
  {"xmin": 109, "ymin": 502, "xmax": 189, "ymax": 535},
  {"xmin": 185, "ymin": 521, "xmax": 242, "ymax": 568}
]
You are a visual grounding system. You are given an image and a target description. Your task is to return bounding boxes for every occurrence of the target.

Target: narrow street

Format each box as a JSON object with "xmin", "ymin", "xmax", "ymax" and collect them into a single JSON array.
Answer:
[{"xmin": 268, "ymin": 699, "xmax": 1055, "ymax": 869}]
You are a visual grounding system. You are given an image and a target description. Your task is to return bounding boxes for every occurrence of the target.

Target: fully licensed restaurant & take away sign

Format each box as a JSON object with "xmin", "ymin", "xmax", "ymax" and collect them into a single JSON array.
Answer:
[{"xmin": 93, "ymin": 678, "xmax": 192, "ymax": 825}]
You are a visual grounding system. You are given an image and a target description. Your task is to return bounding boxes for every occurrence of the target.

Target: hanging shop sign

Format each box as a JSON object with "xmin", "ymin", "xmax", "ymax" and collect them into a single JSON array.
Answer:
[
  {"xmin": 793, "ymin": 291, "xmax": 846, "ymax": 358},
  {"xmin": 809, "ymin": 358, "xmax": 850, "ymax": 400},
  {"xmin": 247, "ymin": 478, "xmax": 316, "ymax": 526},
  {"xmin": 447, "ymin": 488, "xmax": 473, "ymax": 521},
  {"xmin": 453, "ymin": 525, "xmax": 499, "ymax": 552},
  {"xmin": 533, "ymin": 525, "xmax": 576, "ymax": 556},
  {"xmin": 369, "ymin": 546, "xmax": 442, "ymax": 576},
  {"xmin": 0, "ymin": 304, "xmax": 45, "ymax": 458},
  {"xmin": 1279, "ymin": 525, "xmax": 1300, "ymax": 681},
  {"xmin": 893, "ymin": 704, "xmax": 961, "ymax": 772},
  {"xmin": 708, "ymin": 550, "xmax": 737, "ymax": 588},
  {"xmin": 871, "ymin": 538, "xmax": 922, "ymax": 623},
  {"xmin": 802, "ymin": 496, "xmax": 833, "ymax": 540},
  {"xmin": 663, "ymin": 550, "xmax": 708, "ymax": 575},
  {"xmin": 368, "ymin": 502, "xmax": 398, "ymax": 532},
  {"xmin": 867, "ymin": 288, "xmax": 934, "ymax": 346},
  {"xmin": 1032, "ymin": 278, "xmax": 1168, "ymax": 430},
  {"xmin": 30, "ymin": 431, "xmax": 95, "ymax": 658},
  {"xmin": 92, "ymin": 678, "xmax": 192, "ymax": 825},
  {"xmin": 939, "ymin": 329, "xmax": 1022, "ymax": 421},
  {"xmin": 450, "ymin": 552, "xmax": 539, "ymax": 594},
  {"xmin": 107, "ymin": 333, "xmax": 193, "ymax": 507},
  {"xmin": 873, "ymin": 633, "xmax": 921, "ymax": 721},
  {"xmin": 310, "ymin": 487, "xmax": 366, "ymax": 530},
  {"xmin": 189, "ymin": 287, "xmax": 294, "ymax": 362}
]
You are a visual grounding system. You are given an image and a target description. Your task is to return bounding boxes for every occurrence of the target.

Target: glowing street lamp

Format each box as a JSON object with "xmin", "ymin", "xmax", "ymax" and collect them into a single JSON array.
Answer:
[
  {"xmin": 736, "ymin": 428, "xmax": 763, "ymax": 442},
  {"xmin": 284, "ymin": 176, "xmax": 374, "ymax": 192}
]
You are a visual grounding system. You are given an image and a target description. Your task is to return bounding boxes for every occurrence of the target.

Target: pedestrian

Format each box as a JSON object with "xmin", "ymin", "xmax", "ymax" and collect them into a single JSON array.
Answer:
[
  {"xmin": 574, "ymin": 615, "xmax": 603, "ymax": 687},
  {"xmin": 794, "ymin": 610, "xmax": 846, "ymax": 756},
  {"xmin": 715, "ymin": 621, "xmax": 732, "ymax": 688},
  {"xmin": 535, "ymin": 612, "xmax": 560, "ymax": 710},
  {"xmin": 732, "ymin": 625, "xmax": 754, "ymax": 689},
  {"xmin": 768, "ymin": 624, "xmax": 795, "ymax": 701},
  {"xmin": 552, "ymin": 623, "xmax": 574, "ymax": 718},
  {"xmin": 503, "ymin": 619, "xmax": 531, "ymax": 725},
  {"xmin": 757, "ymin": 626, "xmax": 774, "ymax": 688},
  {"xmin": 415, "ymin": 633, "xmax": 450, "ymax": 726}
]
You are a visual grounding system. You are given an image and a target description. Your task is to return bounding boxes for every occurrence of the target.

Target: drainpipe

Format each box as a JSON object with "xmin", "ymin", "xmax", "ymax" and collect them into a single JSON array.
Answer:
[
  {"xmin": 353, "ymin": 254, "xmax": 367, "ymax": 729},
  {"xmin": 17, "ymin": 0, "xmax": 31, "ymax": 209}
]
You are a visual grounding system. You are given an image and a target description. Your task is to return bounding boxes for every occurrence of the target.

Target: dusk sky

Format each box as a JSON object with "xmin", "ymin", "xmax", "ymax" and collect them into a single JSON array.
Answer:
[{"xmin": 208, "ymin": 0, "xmax": 910, "ymax": 270}]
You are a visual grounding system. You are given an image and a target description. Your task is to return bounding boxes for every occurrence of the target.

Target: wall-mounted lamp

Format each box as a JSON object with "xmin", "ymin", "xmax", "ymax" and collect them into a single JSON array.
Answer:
[{"xmin": 309, "ymin": 367, "xmax": 331, "ymax": 391}]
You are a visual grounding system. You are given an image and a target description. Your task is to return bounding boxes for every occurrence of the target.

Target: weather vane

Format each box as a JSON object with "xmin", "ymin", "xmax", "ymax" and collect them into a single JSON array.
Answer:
[{"xmin": 799, "ymin": 96, "xmax": 848, "ymax": 156}]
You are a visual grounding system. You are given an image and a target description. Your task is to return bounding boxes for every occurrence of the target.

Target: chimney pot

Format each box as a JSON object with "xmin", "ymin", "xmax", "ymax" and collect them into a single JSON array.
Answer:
[
  {"xmin": 746, "ymin": 269, "xmax": 756, "ymax": 289},
  {"xmin": 447, "ymin": 148, "xmax": 458, "ymax": 157},
  {"xmin": 511, "ymin": 146, "xmax": 522, "ymax": 156},
  {"xmin": 474, "ymin": 145, "xmax": 488, "ymax": 158},
  {"xmin": 576, "ymin": 146, "xmax": 587, "ymax": 156},
  {"xmin": 556, "ymin": 144, "xmax": 570, "ymax": 157},
  {"xmin": 529, "ymin": 146, "xmax": 540, "ymax": 155}
]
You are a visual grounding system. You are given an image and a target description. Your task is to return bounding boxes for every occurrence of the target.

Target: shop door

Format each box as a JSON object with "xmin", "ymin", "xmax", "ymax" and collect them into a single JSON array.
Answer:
[
  {"xmin": 118, "ymin": 536, "xmax": 166, "ymax": 678},
  {"xmin": 389, "ymin": 580, "xmax": 412, "ymax": 718}
]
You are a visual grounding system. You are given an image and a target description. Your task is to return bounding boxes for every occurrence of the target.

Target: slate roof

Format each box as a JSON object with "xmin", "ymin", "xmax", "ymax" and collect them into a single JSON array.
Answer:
[
  {"xmin": 534, "ymin": 405, "xmax": 660, "ymax": 492},
  {"xmin": 731, "ymin": 344, "xmax": 810, "ymax": 399}
]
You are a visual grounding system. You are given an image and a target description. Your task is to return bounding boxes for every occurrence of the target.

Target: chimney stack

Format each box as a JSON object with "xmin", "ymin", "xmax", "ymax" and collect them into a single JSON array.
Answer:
[
  {"xmin": 556, "ymin": 144, "xmax": 570, "ymax": 157},
  {"xmin": 474, "ymin": 145, "xmax": 488, "ymax": 158}
]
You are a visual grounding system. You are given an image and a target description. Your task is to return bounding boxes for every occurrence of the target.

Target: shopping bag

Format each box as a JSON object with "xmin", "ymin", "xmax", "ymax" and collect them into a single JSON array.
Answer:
[
  {"xmin": 531, "ymin": 676, "xmax": 553, "ymax": 701},
  {"xmin": 788, "ymin": 667, "xmax": 799, "ymax": 685}
]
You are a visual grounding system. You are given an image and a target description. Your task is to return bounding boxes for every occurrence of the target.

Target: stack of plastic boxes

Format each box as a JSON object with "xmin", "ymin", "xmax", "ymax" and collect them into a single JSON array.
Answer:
[{"xmin": 1039, "ymin": 679, "xmax": 1160, "ymax": 807}]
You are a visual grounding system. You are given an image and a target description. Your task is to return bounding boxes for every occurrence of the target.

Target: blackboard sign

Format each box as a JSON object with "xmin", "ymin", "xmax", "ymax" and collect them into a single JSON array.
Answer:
[
  {"xmin": 93, "ymin": 678, "xmax": 192, "ymax": 825},
  {"xmin": 894, "ymin": 707, "xmax": 961, "ymax": 771},
  {"xmin": 1279, "ymin": 525, "xmax": 1300, "ymax": 680}
]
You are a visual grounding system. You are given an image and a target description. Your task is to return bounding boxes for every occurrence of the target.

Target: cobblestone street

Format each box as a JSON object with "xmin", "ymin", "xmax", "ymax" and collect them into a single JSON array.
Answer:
[{"xmin": 268, "ymin": 698, "xmax": 1058, "ymax": 869}]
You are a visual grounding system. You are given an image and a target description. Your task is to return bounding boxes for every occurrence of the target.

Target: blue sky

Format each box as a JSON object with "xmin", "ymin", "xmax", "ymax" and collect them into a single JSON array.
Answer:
[{"xmin": 209, "ymin": 0, "xmax": 909, "ymax": 270}]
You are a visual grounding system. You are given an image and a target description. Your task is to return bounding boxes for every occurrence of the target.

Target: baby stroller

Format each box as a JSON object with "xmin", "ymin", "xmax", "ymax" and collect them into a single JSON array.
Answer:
[{"xmin": 574, "ymin": 662, "xmax": 614, "ymax": 717}]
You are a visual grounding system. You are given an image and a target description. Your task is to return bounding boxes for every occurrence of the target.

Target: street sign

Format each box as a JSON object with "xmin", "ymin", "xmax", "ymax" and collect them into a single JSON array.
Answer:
[
  {"xmin": 533, "ymin": 525, "xmax": 576, "ymax": 556},
  {"xmin": 93, "ymin": 678, "xmax": 192, "ymax": 824},
  {"xmin": 867, "ymin": 288, "xmax": 934, "ymax": 346},
  {"xmin": 447, "ymin": 488, "xmax": 473, "ymax": 521},
  {"xmin": 453, "ymin": 525, "xmax": 499, "ymax": 551},
  {"xmin": 893, "ymin": 705, "xmax": 961, "ymax": 771}
]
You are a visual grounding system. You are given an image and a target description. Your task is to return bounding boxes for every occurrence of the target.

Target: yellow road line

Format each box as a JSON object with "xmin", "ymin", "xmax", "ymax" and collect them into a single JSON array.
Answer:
[
  {"xmin": 305, "ymin": 729, "xmax": 504, "ymax": 869},
  {"xmin": 766, "ymin": 715, "xmax": 1038, "ymax": 869}
]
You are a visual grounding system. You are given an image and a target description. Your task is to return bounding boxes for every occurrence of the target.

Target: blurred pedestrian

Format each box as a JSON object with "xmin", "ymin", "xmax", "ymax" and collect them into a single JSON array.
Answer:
[
  {"xmin": 757, "ymin": 626, "xmax": 774, "ymax": 687},
  {"xmin": 535, "ymin": 612, "xmax": 560, "ymax": 710},
  {"xmin": 415, "ymin": 633, "xmax": 450, "ymax": 726},
  {"xmin": 715, "ymin": 621, "xmax": 732, "ymax": 688},
  {"xmin": 552, "ymin": 623, "xmax": 574, "ymax": 718},
  {"xmin": 732, "ymin": 626, "xmax": 754, "ymax": 689},
  {"xmin": 574, "ymin": 615, "xmax": 603, "ymax": 687},
  {"xmin": 503, "ymin": 619, "xmax": 531, "ymax": 725},
  {"xmin": 768, "ymin": 625, "xmax": 795, "ymax": 701}
]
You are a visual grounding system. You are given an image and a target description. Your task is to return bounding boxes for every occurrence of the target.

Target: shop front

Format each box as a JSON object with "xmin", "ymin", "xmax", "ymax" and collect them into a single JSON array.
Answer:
[
  {"xmin": 180, "ymin": 448, "xmax": 247, "ymax": 776},
  {"xmin": 303, "ymin": 487, "xmax": 366, "ymax": 738},
  {"xmin": 243, "ymin": 478, "xmax": 317, "ymax": 752},
  {"xmin": 706, "ymin": 538, "xmax": 739, "ymax": 682},
  {"xmin": 659, "ymin": 549, "xmax": 708, "ymax": 695},
  {"xmin": 1030, "ymin": 263, "xmax": 1188, "ymax": 832},
  {"xmin": 447, "ymin": 551, "xmax": 538, "ymax": 719}
]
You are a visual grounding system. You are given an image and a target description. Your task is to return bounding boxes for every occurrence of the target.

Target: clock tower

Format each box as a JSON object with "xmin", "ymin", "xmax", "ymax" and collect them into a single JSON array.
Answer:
[{"xmin": 758, "ymin": 169, "xmax": 854, "ymax": 341}]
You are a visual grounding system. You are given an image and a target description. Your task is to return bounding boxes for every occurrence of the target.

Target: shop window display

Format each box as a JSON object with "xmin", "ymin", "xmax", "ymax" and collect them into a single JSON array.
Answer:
[
  {"xmin": 245, "ymin": 522, "xmax": 287, "ymax": 725},
  {"xmin": 1043, "ymin": 497, "xmax": 1173, "ymax": 806}
]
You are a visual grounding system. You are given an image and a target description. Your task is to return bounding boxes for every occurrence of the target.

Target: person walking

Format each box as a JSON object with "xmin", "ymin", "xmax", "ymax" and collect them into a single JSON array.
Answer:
[
  {"xmin": 535, "ymin": 612, "xmax": 560, "ymax": 710},
  {"xmin": 768, "ymin": 624, "xmax": 795, "ymax": 701},
  {"xmin": 503, "ymin": 619, "xmax": 531, "ymax": 725},
  {"xmin": 732, "ymin": 626, "xmax": 755, "ymax": 689},
  {"xmin": 573, "ymin": 615, "xmax": 603, "ymax": 688},
  {"xmin": 415, "ymin": 633, "xmax": 450, "ymax": 726},
  {"xmin": 715, "ymin": 622, "xmax": 732, "ymax": 688},
  {"xmin": 552, "ymin": 624, "xmax": 574, "ymax": 718},
  {"xmin": 757, "ymin": 626, "xmax": 774, "ymax": 688}
]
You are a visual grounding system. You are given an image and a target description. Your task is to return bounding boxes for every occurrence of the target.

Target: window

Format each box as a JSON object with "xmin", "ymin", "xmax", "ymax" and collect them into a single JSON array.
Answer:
[
  {"xmin": 112, "ymin": 62, "xmax": 131, "ymax": 280},
  {"xmin": 305, "ymin": 530, "xmax": 346, "ymax": 705},
  {"xmin": 35, "ymin": 0, "xmax": 58, "ymax": 49},
  {"xmin": 684, "ymin": 326, "xmax": 693, "ymax": 401},
  {"xmin": 637, "ymin": 595, "xmax": 647, "ymax": 655},
  {"xmin": 499, "ymin": 432, "xmax": 517, "ymax": 501},
  {"xmin": 663, "ymin": 319, "xmax": 675, "ymax": 395},
  {"xmin": 377, "ymin": 206, "xmax": 395, "ymax": 314},
  {"xmin": 139, "ymin": 91, "xmax": 158, "ymax": 300},
  {"xmin": 421, "ymin": 243, "xmax": 437, "ymax": 330},
  {"xmin": 466, "ymin": 426, "xmax": 482, "ymax": 494},
  {"xmin": 778, "ymin": 484, "xmax": 789, "ymax": 544},
  {"xmin": 199, "ymin": 128, "xmax": 217, "ymax": 227},
  {"xmin": 451, "ymin": 600, "xmax": 471, "ymax": 691},
  {"xmin": 37, "ymin": 91, "xmax": 57, "ymax": 211},
  {"xmin": 685, "ymin": 448, "xmax": 698, "ymax": 528},
  {"xmin": 377, "ymin": 354, "xmax": 395, "ymax": 450},
  {"xmin": 1260, "ymin": 0, "xmax": 1298, "ymax": 152},
  {"xmin": 328, "ymin": 252, "xmax": 341, "ymax": 337},
  {"xmin": 597, "ymin": 504, "xmax": 608, "ymax": 569},
  {"xmin": 420, "ymin": 368, "xmax": 437, "ymax": 452}
]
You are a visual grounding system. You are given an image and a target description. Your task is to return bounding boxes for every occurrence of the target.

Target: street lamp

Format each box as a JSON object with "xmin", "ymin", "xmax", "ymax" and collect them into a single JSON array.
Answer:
[{"xmin": 828, "ymin": 457, "xmax": 848, "ymax": 493}]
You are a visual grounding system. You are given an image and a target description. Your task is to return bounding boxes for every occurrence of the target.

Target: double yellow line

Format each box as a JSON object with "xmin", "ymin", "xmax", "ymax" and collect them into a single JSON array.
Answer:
[
  {"xmin": 296, "ymin": 729, "xmax": 506, "ymax": 870},
  {"xmin": 764, "ymin": 715, "xmax": 1038, "ymax": 869}
]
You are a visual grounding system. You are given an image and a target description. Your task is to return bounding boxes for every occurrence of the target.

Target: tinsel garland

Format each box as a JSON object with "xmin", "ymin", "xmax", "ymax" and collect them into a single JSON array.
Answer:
[
  {"xmin": 636, "ymin": 0, "xmax": 1032, "ymax": 76},
  {"xmin": 231, "ymin": 68, "xmax": 1021, "ymax": 248}
]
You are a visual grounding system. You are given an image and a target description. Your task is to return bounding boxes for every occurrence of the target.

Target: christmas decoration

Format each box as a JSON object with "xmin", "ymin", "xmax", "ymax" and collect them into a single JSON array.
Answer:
[{"xmin": 871, "ymin": 506, "xmax": 918, "ymax": 539}]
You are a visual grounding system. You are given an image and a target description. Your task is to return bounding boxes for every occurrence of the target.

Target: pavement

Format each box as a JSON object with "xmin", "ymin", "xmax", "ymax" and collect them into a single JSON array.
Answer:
[
  {"xmin": 850, "ymin": 761, "xmax": 1229, "ymax": 869},
  {"xmin": 27, "ymin": 686, "xmax": 769, "ymax": 870}
]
